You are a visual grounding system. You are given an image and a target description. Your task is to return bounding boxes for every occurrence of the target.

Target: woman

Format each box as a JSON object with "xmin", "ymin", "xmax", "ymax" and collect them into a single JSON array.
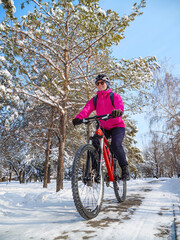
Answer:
[{"xmin": 72, "ymin": 74, "xmax": 130, "ymax": 180}]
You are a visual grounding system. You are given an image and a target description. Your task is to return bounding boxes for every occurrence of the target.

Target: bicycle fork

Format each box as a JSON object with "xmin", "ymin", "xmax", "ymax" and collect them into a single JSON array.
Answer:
[
  {"xmin": 97, "ymin": 135, "xmax": 115, "ymax": 183},
  {"xmin": 96, "ymin": 135, "xmax": 104, "ymax": 183}
]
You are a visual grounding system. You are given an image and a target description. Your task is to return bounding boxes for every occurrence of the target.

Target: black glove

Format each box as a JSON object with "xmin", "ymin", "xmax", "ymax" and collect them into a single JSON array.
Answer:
[
  {"xmin": 111, "ymin": 109, "xmax": 123, "ymax": 117},
  {"xmin": 72, "ymin": 118, "xmax": 83, "ymax": 126}
]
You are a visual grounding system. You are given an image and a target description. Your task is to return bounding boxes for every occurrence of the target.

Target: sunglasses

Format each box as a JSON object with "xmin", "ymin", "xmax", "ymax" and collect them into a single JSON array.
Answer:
[{"xmin": 96, "ymin": 81, "xmax": 105, "ymax": 86}]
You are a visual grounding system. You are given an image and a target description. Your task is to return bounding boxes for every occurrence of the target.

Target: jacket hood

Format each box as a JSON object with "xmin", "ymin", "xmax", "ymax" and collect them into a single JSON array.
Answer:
[{"xmin": 96, "ymin": 88, "xmax": 112, "ymax": 96}]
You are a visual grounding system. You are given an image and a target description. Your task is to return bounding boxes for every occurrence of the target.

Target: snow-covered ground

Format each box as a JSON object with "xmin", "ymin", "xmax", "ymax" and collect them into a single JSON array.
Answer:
[{"xmin": 0, "ymin": 178, "xmax": 180, "ymax": 240}]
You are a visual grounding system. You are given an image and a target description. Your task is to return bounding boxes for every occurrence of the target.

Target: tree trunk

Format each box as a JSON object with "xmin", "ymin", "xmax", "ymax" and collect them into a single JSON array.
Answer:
[
  {"xmin": 22, "ymin": 170, "xmax": 25, "ymax": 183},
  {"xmin": 47, "ymin": 165, "xmax": 51, "ymax": 183},
  {"xmin": 43, "ymin": 148, "xmax": 50, "ymax": 188},
  {"xmin": 9, "ymin": 172, "xmax": 12, "ymax": 182},
  {"xmin": 56, "ymin": 139, "xmax": 65, "ymax": 191},
  {"xmin": 56, "ymin": 19, "xmax": 69, "ymax": 192},
  {"xmin": 9, "ymin": 165, "xmax": 13, "ymax": 182},
  {"xmin": 43, "ymin": 107, "xmax": 54, "ymax": 188},
  {"xmin": 154, "ymin": 148, "xmax": 159, "ymax": 178},
  {"xmin": 56, "ymin": 114, "xmax": 66, "ymax": 192},
  {"xmin": 19, "ymin": 171, "xmax": 22, "ymax": 183}
]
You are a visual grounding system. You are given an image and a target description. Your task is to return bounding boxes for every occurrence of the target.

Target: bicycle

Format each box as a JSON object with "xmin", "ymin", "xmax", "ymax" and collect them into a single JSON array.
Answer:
[{"xmin": 71, "ymin": 114, "xmax": 127, "ymax": 220}]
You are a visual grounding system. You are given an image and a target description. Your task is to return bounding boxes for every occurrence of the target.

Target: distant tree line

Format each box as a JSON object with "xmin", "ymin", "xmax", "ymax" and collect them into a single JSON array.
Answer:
[{"xmin": 139, "ymin": 68, "xmax": 180, "ymax": 178}]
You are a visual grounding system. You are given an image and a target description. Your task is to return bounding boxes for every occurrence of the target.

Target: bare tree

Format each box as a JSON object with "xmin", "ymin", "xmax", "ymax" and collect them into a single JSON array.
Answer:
[{"xmin": 144, "ymin": 64, "xmax": 180, "ymax": 176}]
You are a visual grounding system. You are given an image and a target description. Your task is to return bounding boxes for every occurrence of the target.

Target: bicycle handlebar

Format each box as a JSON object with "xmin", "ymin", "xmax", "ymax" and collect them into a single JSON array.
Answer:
[{"xmin": 82, "ymin": 114, "xmax": 113, "ymax": 124}]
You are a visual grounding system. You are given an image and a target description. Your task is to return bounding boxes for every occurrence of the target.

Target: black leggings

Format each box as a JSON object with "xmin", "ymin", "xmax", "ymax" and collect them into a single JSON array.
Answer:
[{"xmin": 103, "ymin": 127, "xmax": 128, "ymax": 167}]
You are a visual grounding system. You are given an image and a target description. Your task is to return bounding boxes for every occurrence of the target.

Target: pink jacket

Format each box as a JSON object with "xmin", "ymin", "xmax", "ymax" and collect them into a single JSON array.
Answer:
[{"xmin": 76, "ymin": 89, "xmax": 125, "ymax": 130}]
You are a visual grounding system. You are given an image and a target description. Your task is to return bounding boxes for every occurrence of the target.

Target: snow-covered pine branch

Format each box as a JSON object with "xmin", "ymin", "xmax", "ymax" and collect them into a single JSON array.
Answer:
[{"xmin": 12, "ymin": 28, "xmax": 66, "ymax": 64}]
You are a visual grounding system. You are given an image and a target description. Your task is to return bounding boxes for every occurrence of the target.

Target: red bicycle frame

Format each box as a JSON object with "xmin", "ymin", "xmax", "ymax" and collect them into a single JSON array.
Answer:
[{"xmin": 96, "ymin": 128, "xmax": 114, "ymax": 181}]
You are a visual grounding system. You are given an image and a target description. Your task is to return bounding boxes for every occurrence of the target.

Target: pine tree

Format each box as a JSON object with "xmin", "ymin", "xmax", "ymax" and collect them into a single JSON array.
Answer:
[{"xmin": 0, "ymin": 0, "xmax": 160, "ymax": 190}]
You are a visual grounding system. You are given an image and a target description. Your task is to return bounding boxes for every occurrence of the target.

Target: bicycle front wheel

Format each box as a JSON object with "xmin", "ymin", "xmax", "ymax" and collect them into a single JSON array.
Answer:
[
  {"xmin": 113, "ymin": 159, "xmax": 127, "ymax": 202},
  {"xmin": 71, "ymin": 144, "xmax": 104, "ymax": 220}
]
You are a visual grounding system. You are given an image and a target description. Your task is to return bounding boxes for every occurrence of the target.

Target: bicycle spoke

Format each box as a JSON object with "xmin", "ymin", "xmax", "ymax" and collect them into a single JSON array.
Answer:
[
  {"xmin": 113, "ymin": 159, "xmax": 127, "ymax": 202},
  {"xmin": 72, "ymin": 144, "xmax": 104, "ymax": 219}
]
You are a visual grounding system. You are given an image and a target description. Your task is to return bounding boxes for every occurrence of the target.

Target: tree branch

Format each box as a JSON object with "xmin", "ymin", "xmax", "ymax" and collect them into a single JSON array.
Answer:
[{"xmin": 68, "ymin": 26, "xmax": 115, "ymax": 64}]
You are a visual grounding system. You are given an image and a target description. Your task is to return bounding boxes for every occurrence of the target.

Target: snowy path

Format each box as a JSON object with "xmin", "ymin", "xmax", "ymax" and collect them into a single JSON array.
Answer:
[{"xmin": 0, "ymin": 178, "xmax": 180, "ymax": 240}]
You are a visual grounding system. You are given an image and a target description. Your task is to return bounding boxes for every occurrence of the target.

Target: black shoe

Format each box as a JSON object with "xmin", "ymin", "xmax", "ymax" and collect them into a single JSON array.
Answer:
[{"xmin": 121, "ymin": 165, "xmax": 130, "ymax": 181}]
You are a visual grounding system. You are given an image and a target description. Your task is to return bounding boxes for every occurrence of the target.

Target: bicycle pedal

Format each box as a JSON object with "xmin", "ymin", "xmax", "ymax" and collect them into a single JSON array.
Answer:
[
  {"xmin": 95, "ymin": 175, "xmax": 100, "ymax": 183},
  {"xmin": 104, "ymin": 173, "xmax": 109, "ymax": 181},
  {"xmin": 115, "ymin": 176, "xmax": 121, "ymax": 181},
  {"xmin": 106, "ymin": 182, "xmax": 110, "ymax": 187}
]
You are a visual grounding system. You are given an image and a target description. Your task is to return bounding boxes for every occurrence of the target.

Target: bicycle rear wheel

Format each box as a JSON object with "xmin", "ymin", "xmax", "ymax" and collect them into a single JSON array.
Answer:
[
  {"xmin": 113, "ymin": 159, "xmax": 127, "ymax": 202},
  {"xmin": 72, "ymin": 144, "xmax": 104, "ymax": 220}
]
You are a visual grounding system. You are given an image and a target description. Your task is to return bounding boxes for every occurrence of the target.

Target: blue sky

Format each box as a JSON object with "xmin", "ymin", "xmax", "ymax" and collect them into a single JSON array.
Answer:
[
  {"xmin": 100, "ymin": 0, "xmax": 180, "ymax": 77},
  {"xmin": 0, "ymin": 0, "xmax": 179, "ymax": 150}
]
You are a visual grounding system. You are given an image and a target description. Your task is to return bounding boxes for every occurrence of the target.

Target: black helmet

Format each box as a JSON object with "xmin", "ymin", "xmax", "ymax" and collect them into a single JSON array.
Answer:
[{"xmin": 95, "ymin": 74, "xmax": 110, "ymax": 84}]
